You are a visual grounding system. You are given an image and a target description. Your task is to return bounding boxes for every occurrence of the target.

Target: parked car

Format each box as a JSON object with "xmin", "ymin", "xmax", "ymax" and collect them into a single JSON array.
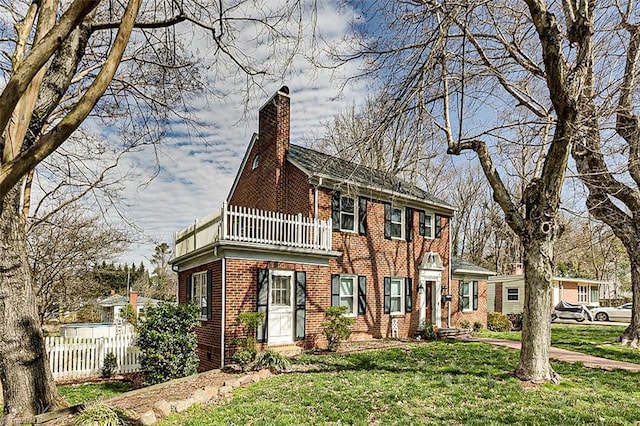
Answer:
[
  {"xmin": 551, "ymin": 301, "xmax": 593, "ymax": 322},
  {"xmin": 591, "ymin": 303, "xmax": 632, "ymax": 322}
]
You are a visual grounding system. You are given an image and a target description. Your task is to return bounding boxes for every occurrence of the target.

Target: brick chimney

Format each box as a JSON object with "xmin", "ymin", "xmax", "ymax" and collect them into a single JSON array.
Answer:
[
  {"xmin": 511, "ymin": 263, "xmax": 524, "ymax": 275},
  {"xmin": 128, "ymin": 290, "xmax": 138, "ymax": 316},
  {"xmin": 258, "ymin": 86, "xmax": 290, "ymax": 212}
]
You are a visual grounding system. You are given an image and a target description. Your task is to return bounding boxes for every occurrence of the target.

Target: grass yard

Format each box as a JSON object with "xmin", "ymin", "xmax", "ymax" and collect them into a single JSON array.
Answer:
[
  {"xmin": 480, "ymin": 324, "xmax": 640, "ymax": 365},
  {"xmin": 58, "ymin": 381, "xmax": 133, "ymax": 406},
  {"xmin": 160, "ymin": 341, "xmax": 640, "ymax": 425}
]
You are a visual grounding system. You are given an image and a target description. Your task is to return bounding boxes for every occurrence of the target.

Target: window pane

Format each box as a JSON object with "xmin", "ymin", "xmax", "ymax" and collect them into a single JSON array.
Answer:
[
  {"xmin": 462, "ymin": 296, "xmax": 469, "ymax": 310},
  {"xmin": 590, "ymin": 287, "xmax": 599, "ymax": 303},
  {"xmin": 341, "ymin": 213, "xmax": 355, "ymax": 231},
  {"xmin": 424, "ymin": 215, "xmax": 432, "ymax": 238},
  {"xmin": 391, "ymin": 223, "xmax": 402, "ymax": 238},
  {"xmin": 390, "ymin": 296, "xmax": 401, "ymax": 313},
  {"xmin": 340, "ymin": 297, "xmax": 354, "ymax": 313},
  {"xmin": 341, "ymin": 196, "xmax": 354, "ymax": 213},
  {"xmin": 391, "ymin": 208, "xmax": 402, "ymax": 222},
  {"xmin": 391, "ymin": 279, "xmax": 402, "ymax": 296},
  {"xmin": 340, "ymin": 278, "xmax": 354, "ymax": 296},
  {"xmin": 271, "ymin": 276, "xmax": 291, "ymax": 306}
]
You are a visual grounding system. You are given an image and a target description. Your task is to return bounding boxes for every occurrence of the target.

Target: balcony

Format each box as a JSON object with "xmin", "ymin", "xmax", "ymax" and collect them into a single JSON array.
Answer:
[{"xmin": 175, "ymin": 202, "xmax": 333, "ymax": 258}]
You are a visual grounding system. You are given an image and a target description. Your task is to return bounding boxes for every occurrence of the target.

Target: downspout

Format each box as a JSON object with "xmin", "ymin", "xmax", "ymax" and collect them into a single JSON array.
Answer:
[
  {"xmin": 448, "ymin": 217, "xmax": 452, "ymax": 328},
  {"xmin": 313, "ymin": 177, "xmax": 323, "ymax": 219},
  {"xmin": 221, "ymin": 258, "xmax": 226, "ymax": 367}
]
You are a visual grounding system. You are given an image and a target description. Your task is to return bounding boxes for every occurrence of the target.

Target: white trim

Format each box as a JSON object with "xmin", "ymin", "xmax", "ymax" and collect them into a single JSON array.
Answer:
[
  {"xmin": 221, "ymin": 258, "xmax": 226, "ymax": 367},
  {"xmin": 337, "ymin": 274, "xmax": 358, "ymax": 317},
  {"xmin": 226, "ymin": 133, "xmax": 259, "ymax": 202},
  {"xmin": 191, "ymin": 271, "xmax": 208, "ymax": 320},
  {"xmin": 339, "ymin": 194, "xmax": 358, "ymax": 233},
  {"xmin": 389, "ymin": 277, "xmax": 405, "ymax": 315},
  {"xmin": 390, "ymin": 206, "xmax": 404, "ymax": 240}
]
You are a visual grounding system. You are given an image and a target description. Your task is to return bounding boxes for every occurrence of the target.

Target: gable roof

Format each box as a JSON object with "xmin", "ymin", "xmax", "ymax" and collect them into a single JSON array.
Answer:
[
  {"xmin": 287, "ymin": 144, "xmax": 455, "ymax": 211},
  {"xmin": 452, "ymin": 258, "xmax": 496, "ymax": 276}
]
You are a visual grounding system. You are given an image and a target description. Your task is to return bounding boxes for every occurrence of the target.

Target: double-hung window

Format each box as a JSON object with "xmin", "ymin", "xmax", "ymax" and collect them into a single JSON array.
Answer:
[
  {"xmin": 383, "ymin": 277, "xmax": 413, "ymax": 315},
  {"xmin": 578, "ymin": 285, "xmax": 588, "ymax": 303},
  {"xmin": 331, "ymin": 274, "xmax": 367, "ymax": 316},
  {"xmin": 192, "ymin": 271, "xmax": 208, "ymax": 319},
  {"xmin": 419, "ymin": 211, "xmax": 433, "ymax": 238},
  {"xmin": 390, "ymin": 207, "xmax": 403, "ymax": 239},
  {"xmin": 389, "ymin": 278, "xmax": 404, "ymax": 314},
  {"xmin": 459, "ymin": 281, "xmax": 479, "ymax": 311},
  {"xmin": 340, "ymin": 196, "xmax": 356, "ymax": 232},
  {"xmin": 339, "ymin": 276, "xmax": 356, "ymax": 316},
  {"xmin": 590, "ymin": 286, "xmax": 599, "ymax": 305}
]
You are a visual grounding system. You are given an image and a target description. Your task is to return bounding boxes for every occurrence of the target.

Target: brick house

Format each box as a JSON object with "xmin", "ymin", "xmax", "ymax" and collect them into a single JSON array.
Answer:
[{"xmin": 170, "ymin": 87, "xmax": 490, "ymax": 370}]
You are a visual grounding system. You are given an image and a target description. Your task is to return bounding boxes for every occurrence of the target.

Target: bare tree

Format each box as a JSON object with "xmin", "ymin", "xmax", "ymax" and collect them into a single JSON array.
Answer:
[
  {"xmin": 0, "ymin": 0, "xmax": 306, "ymax": 419},
  {"xmin": 570, "ymin": 2, "xmax": 640, "ymax": 345},
  {"xmin": 28, "ymin": 209, "xmax": 129, "ymax": 323},
  {"xmin": 325, "ymin": 0, "xmax": 599, "ymax": 382}
]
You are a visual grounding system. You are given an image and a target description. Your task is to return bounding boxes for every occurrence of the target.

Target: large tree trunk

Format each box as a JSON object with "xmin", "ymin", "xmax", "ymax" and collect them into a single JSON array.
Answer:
[
  {"xmin": 516, "ymin": 236, "xmax": 559, "ymax": 383},
  {"xmin": 0, "ymin": 183, "xmax": 65, "ymax": 422},
  {"xmin": 621, "ymin": 249, "xmax": 640, "ymax": 346}
]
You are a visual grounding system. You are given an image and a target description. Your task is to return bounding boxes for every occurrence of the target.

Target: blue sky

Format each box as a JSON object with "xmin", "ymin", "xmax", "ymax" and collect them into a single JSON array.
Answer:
[{"xmin": 105, "ymin": 1, "xmax": 370, "ymax": 267}]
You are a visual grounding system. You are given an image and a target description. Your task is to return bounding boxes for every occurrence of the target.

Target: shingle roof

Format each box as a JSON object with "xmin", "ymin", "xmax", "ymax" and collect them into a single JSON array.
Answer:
[
  {"xmin": 97, "ymin": 294, "xmax": 163, "ymax": 307},
  {"xmin": 287, "ymin": 144, "xmax": 454, "ymax": 210},
  {"xmin": 452, "ymin": 258, "xmax": 496, "ymax": 276}
]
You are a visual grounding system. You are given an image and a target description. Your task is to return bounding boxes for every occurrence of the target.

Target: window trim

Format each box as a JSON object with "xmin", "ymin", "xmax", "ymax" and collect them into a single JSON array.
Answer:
[
  {"xmin": 420, "ymin": 211, "xmax": 434, "ymax": 239},
  {"xmin": 390, "ymin": 206, "xmax": 404, "ymax": 240},
  {"xmin": 578, "ymin": 285, "xmax": 588, "ymax": 303},
  {"xmin": 339, "ymin": 275, "xmax": 357, "ymax": 317},
  {"xmin": 339, "ymin": 195, "xmax": 358, "ymax": 233},
  {"xmin": 460, "ymin": 281, "xmax": 472, "ymax": 312},
  {"xmin": 192, "ymin": 271, "xmax": 208, "ymax": 320},
  {"xmin": 506, "ymin": 287, "xmax": 519, "ymax": 301},
  {"xmin": 389, "ymin": 277, "xmax": 405, "ymax": 315}
]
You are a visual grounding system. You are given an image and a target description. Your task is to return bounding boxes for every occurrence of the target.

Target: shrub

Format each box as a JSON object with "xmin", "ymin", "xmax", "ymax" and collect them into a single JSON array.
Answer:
[
  {"xmin": 236, "ymin": 312, "xmax": 265, "ymax": 354},
  {"xmin": 473, "ymin": 321, "xmax": 483, "ymax": 332},
  {"xmin": 120, "ymin": 303, "xmax": 137, "ymax": 327},
  {"xmin": 102, "ymin": 352, "xmax": 118, "ymax": 378},
  {"xmin": 487, "ymin": 312, "xmax": 511, "ymax": 332},
  {"xmin": 460, "ymin": 320, "xmax": 471, "ymax": 329},
  {"xmin": 74, "ymin": 403, "xmax": 132, "ymax": 426},
  {"xmin": 232, "ymin": 349, "xmax": 256, "ymax": 371},
  {"xmin": 76, "ymin": 304, "xmax": 100, "ymax": 323},
  {"xmin": 137, "ymin": 301, "xmax": 200, "ymax": 386},
  {"xmin": 321, "ymin": 306, "xmax": 354, "ymax": 351},
  {"xmin": 420, "ymin": 322, "xmax": 437, "ymax": 340},
  {"xmin": 507, "ymin": 313, "xmax": 523, "ymax": 331},
  {"xmin": 253, "ymin": 349, "xmax": 291, "ymax": 372}
]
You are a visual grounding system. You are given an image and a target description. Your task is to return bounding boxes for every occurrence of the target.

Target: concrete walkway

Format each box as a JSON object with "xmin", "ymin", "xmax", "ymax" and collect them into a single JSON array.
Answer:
[{"xmin": 463, "ymin": 337, "xmax": 640, "ymax": 373}]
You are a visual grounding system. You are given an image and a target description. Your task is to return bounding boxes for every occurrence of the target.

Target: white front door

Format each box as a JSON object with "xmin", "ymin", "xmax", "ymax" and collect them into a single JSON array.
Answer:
[{"xmin": 268, "ymin": 271, "xmax": 294, "ymax": 344}]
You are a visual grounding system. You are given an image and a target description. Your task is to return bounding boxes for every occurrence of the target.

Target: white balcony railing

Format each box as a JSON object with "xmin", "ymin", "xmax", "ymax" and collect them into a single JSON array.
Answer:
[{"xmin": 175, "ymin": 202, "xmax": 333, "ymax": 257}]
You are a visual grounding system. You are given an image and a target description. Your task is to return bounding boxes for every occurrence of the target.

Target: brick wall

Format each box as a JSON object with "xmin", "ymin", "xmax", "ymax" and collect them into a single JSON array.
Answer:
[{"xmin": 449, "ymin": 279, "xmax": 488, "ymax": 327}]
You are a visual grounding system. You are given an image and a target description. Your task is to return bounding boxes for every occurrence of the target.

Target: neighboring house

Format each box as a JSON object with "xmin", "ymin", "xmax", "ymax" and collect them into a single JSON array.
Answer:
[
  {"xmin": 449, "ymin": 258, "xmax": 496, "ymax": 327},
  {"xmin": 97, "ymin": 291, "xmax": 162, "ymax": 323},
  {"xmin": 488, "ymin": 264, "xmax": 608, "ymax": 314},
  {"xmin": 170, "ymin": 87, "xmax": 458, "ymax": 371}
]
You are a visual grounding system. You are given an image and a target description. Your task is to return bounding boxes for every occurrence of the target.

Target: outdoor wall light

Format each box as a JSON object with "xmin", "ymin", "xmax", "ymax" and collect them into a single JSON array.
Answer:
[{"xmin": 417, "ymin": 283, "xmax": 425, "ymax": 294}]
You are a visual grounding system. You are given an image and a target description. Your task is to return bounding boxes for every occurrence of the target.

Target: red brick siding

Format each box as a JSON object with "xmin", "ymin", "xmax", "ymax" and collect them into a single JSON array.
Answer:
[
  {"xmin": 178, "ymin": 261, "xmax": 222, "ymax": 371},
  {"xmin": 495, "ymin": 282, "xmax": 503, "ymax": 312},
  {"xmin": 449, "ymin": 279, "xmax": 488, "ymax": 327}
]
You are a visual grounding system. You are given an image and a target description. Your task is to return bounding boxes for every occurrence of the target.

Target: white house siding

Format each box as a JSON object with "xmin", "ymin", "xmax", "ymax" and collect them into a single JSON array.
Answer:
[
  {"xmin": 487, "ymin": 283, "xmax": 495, "ymax": 312},
  {"xmin": 502, "ymin": 285, "xmax": 524, "ymax": 314}
]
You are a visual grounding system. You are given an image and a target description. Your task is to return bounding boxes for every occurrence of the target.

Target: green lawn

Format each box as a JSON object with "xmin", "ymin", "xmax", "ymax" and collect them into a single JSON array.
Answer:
[
  {"xmin": 479, "ymin": 324, "xmax": 640, "ymax": 365},
  {"xmin": 160, "ymin": 341, "xmax": 640, "ymax": 425},
  {"xmin": 58, "ymin": 381, "xmax": 133, "ymax": 406}
]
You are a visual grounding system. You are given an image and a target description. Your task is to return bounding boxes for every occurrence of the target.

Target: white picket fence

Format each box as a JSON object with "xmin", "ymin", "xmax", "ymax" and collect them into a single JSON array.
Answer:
[{"xmin": 45, "ymin": 332, "xmax": 140, "ymax": 381}]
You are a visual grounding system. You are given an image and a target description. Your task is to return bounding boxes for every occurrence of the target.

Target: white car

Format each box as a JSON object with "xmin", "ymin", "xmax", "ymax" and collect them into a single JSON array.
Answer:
[{"xmin": 591, "ymin": 303, "xmax": 632, "ymax": 322}]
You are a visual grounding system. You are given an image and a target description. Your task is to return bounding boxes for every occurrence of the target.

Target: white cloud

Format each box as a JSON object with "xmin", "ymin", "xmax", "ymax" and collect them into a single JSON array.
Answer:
[{"xmin": 105, "ymin": 1, "xmax": 369, "ymax": 267}]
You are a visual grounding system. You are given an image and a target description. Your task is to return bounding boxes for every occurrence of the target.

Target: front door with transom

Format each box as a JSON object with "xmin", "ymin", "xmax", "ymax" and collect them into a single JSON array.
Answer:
[{"xmin": 268, "ymin": 271, "xmax": 294, "ymax": 344}]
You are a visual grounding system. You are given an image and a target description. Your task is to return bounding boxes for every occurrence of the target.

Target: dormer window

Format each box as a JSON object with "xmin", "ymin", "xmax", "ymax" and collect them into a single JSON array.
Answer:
[{"xmin": 252, "ymin": 155, "xmax": 260, "ymax": 170}]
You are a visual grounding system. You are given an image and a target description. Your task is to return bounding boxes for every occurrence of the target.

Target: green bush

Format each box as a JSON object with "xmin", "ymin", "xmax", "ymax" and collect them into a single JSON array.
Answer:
[
  {"xmin": 102, "ymin": 352, "xmax": 118, "ymax": 378},
  {"xmin": 487, "ymin": 312, "xmax": 511, "ymax": 332},
  {"xmin": 460, "ymin": 320, "xmax": 471, "ymax": 329},
  {"xmin": 321, "ymin": 306, "xmax": 355, "ymax": 351},
  {"xmin": 253, "ymin": 349, "xmax": 291, "ymax": 372},
  {"xmin": 137, "ymin": 301, "xmax": 200, "ymax": 386},
  {"xmin": 473, "ymin": 321, "xmax": 483, "ymax": 332},
  {"xmin": 232, "ymin": 349, "xmax": 256, "ymax": 371}
]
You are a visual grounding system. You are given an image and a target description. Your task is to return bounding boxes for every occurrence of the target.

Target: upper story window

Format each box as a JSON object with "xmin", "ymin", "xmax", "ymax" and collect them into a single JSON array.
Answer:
[
  {"xmin": 340, "ymin": 196, "xmax": 356, "ymax": 232},
  {"xmin": 384, "ymin": 203, "xmax": 404, "ymax": 240},
  {"xmin": 419, "ymin": 211, "xmax": 433, "ymax": 238},
  {"xmin": 252, "ymin": 154, "xmax": 260, "ymax": 170}
]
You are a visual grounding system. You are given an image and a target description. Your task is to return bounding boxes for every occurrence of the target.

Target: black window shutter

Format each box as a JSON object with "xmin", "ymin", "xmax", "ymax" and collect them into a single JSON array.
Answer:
[
  {"xmin": 384, "ymin": 203, "xmax": 391, "ymax": 240},
  {"xmin": 332, "ymin": 191, "xmax": 341, "ymax": 231},
  {"xmin": 435, "ymin": 214, "xmax": 442, "ymax": 238},
  {"xmin": 405, "ymin": 208, "xmax": 413, "ymax": 242},
  {"xmin": 358, "ymin": 276, "xmax": 367, "ymax": 315},
  {"xmin": 186, "ymin": 274, "xmax": 193, "ymax": 303},
  {"xmin": 295, "ymin": 272, "xmax": 306, "ymax": 340},
  {"xmin": 473, "ymin": 281, "xmax": 479, "ymax": 311},
  {"xmin": 358, "ymin": 197, "xmax": 368, "ymax": 235},
  {"xmin": 418, "ymin": 211, "xmax": 425, "ymax": 236},
  {"xmin": 206, "ymin": 270, "xmax": 213, "ymax": 320},
  {"xmin": 459, "ymin": 281, "xmax": 465, "ymax": 312},
  {"xmin": 384, "ymin": 277, "xmax": 391, "ymax": 314},
  {"xmin": 331, "ymin": 274, "xmax": 340, "ymax": 306},
  {"xmin": 405, "ymin": 278, "xmax": 413, "ymax": 313},
  {"xmin": 257, "ymin": 268, "xmax": 269, "ymax": 342}
]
